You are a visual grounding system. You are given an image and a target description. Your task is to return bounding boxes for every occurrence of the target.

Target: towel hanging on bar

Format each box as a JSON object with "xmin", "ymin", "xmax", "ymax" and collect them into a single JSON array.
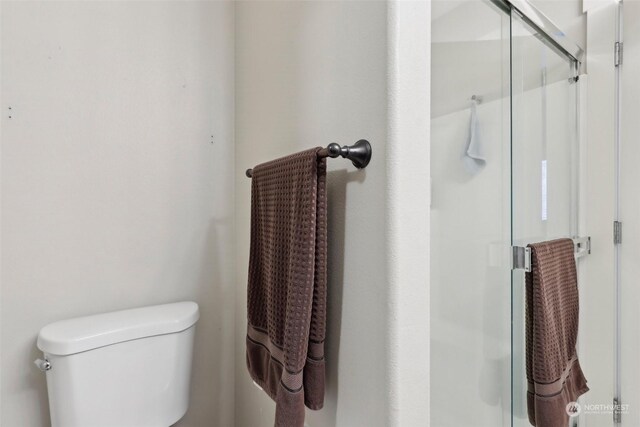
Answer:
[
  {"xmin": 513, "ymin": 236, "xmax": 591, "ymax": 272},
  {"xmin": 525, "ymin": 238, "xmax": 589, "ymax": 427},
  {"xmin": 245, "ymin": 148, "xmax": 328, "ymax": 427}
]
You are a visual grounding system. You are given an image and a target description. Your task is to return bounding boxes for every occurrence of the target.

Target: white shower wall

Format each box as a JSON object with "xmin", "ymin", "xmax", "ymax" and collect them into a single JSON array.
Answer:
[
  {"xmin": 430, "ymin": 97, "xmax": 511, "ymax": 427},
  {"xmin": 431, "ymin": 77, "xmax": 580, "ymax": 427},
  {"xmin": 431, "ymin": 2, "xmax": 589, "ymax": 426},
  {"xmin": 620, "ymin": 2, "xmax": 640, "ymax": 425}
]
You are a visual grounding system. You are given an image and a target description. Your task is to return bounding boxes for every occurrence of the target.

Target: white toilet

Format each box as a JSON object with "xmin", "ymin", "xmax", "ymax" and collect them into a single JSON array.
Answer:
[{"xmin": 36, "ymin": 301, "xmax": 200, "ymax": 427}]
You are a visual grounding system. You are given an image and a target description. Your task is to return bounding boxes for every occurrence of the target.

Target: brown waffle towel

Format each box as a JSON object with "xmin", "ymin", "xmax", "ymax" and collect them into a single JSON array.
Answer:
[
  {"xmin": 526, "ymin": 238, "xmax": 589, "ymax": 427},
  {"xmin": 246, "ymin": 148, "xmax": 327, "ymax": 427}
]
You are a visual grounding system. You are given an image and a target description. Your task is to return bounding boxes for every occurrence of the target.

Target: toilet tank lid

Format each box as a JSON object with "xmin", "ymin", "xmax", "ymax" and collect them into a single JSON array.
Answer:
[{"xmin": 37, "ymin": 302, "xmax": 199, "ymax": 356}]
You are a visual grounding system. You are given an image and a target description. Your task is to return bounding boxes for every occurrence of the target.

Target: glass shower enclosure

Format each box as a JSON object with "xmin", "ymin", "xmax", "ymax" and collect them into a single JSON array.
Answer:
[{"xmin": 431, "ymin": 1, "xmax": 585, "ymax": 426}]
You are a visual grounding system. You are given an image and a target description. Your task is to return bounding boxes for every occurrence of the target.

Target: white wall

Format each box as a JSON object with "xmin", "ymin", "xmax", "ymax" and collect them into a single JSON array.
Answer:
[
  {"xmin": 386, "ymin": 2, "xmax": 431, "ymax": 425},
  {"xmin": 234, "ymin": 1, "xmax": 430, "ymax": 426},
  {"xmin": 620, "ymin": 2, "xmax": 640, "ymax": 424},
  {"xmin": 580, "ymin": 4, "xmax": 616, "ymax": 426},
  {"xmin": 234, "ymin": 2, "xmax": 389, "ymax": 425},
  {"xmin": 0, "ymin": 2, "xmax": 235, "ymax": 426}
]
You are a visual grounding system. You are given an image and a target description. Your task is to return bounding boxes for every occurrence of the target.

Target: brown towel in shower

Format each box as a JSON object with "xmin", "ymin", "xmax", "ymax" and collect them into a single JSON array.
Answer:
[
  {"xmin": 526, "ymin": 238, "xmax": 589, "ymax": 427},
  {"xmin": 245, "ymin": 148, "xmax": 327, "ymax": 427}
]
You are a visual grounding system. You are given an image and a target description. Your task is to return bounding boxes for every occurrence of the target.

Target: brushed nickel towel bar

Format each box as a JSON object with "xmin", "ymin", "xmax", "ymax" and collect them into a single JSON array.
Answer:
[{"xmin": 245, "ymin": 139, "xmax": 372, "ymax": 178}]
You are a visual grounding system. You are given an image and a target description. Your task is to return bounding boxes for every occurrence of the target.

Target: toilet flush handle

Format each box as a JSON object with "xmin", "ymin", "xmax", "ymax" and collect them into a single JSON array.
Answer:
[{"xmin": 34, "ymin": 358, "xmax": 51, "ymax": 372}]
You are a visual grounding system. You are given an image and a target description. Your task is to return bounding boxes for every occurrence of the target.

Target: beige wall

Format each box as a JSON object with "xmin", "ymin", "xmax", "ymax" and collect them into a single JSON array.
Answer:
[
  {"xmin": 0, "ymin": 2, "xmax": 235, "ymax": 426},
  {"xmin": 234, "ymin": 1, "xmax": 390, "ymax": 426},
  {"xmin": 233, "ymin": 2, "xmax": 431, "ymax": 425},
  {"xmin": 0, "ymin": 1, "xmax": 432, "ymax": 426}
]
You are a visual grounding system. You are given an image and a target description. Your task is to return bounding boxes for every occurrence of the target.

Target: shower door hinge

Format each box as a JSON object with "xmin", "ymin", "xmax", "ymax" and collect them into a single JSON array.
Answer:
[
  {"xmin": 614, "ymin": 397, "xmax": 622, "ymax": 423},
  {"xmin": 614, "ymin": 221, "xmax": 623, "ymax": 245},
  {"xmin": 615, "ymin": 42, "xmax": 623, "ymax": 67}
]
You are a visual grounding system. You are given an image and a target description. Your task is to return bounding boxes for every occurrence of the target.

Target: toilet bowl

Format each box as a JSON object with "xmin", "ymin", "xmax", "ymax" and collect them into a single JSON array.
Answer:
[{"xmin": 36, "ymin": 301, "xmax": 199, "ymax": 427}]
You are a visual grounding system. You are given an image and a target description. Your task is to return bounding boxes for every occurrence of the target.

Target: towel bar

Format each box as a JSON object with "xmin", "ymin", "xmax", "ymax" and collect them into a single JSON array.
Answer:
[
  {"xmin": 512, "ymin": 236, "xmax": 591, "ymax": 272},
  {"xmin": 245, "ymin": 139, "xmax": 372, "ymax": 178}
]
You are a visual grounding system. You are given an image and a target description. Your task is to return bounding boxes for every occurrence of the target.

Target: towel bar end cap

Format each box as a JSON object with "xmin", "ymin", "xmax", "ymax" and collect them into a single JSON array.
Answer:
[{"xmin": 348, "ymin": 139, "xmax": 372, "ymax": 169}]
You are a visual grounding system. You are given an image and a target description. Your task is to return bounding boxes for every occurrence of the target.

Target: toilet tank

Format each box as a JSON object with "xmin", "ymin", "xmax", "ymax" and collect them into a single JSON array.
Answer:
[{"xmin": 37, "ymin": 301, "xmax": 200, "ymax": 427}]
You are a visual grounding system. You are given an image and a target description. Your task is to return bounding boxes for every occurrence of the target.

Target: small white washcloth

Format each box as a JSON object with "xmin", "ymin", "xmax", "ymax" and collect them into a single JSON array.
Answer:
[{"xmin": 463, "ymin": 100, "xmax": 486, "ymax": 175}]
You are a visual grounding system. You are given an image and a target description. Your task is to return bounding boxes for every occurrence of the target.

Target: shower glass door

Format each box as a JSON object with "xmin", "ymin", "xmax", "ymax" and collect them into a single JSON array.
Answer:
[
  {"xmin": 431, "ymin": 2, "xmax": 582, "ymax": 426},
  {"xmin": 430, "ymin": 2, "xmax": 511, "ymax": 426},
  {"xmin": 510, "ymin": 10, "xmax": 579, "ymax": 427}
]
